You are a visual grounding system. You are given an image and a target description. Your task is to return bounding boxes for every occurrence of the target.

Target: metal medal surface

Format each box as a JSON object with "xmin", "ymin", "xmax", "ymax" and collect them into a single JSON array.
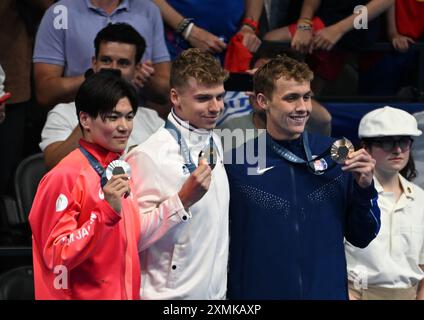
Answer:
[
  {"xmin": 106, "ymin": 159, "xmax": 132, "ymax": 180},
  {"xmin": 198, "ymin": 143, "xmax": 217, "ymax": 170},
  {"xmin": 330, "ymin": 137, "xmax": 355, "ymax": 164}
]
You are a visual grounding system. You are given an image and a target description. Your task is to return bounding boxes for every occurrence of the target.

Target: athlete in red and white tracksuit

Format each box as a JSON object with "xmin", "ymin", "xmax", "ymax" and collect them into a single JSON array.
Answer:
[{"xmin": 29, "ymin": 139, "xmax": 188, "ymax": 299}]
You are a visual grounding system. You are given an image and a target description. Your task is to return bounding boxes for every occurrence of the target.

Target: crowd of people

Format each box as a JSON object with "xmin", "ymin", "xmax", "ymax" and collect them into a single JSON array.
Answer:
[{"xmin": 0, "ymin": 0, "xmax": 424, "ymax": 300}]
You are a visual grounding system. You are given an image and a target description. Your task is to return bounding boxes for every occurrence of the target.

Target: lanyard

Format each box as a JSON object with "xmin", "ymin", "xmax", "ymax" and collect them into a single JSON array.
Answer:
[
  {"xmin": 165, "ymin": 120, "xmax": 216, "ymax": 174},
  {"xmin": 266, "ymin": 132, "xmax": 335, "ymax": 174},
  {"xmin": 79, "ymin": 146, "xmax": 108, "ymax": 187}
]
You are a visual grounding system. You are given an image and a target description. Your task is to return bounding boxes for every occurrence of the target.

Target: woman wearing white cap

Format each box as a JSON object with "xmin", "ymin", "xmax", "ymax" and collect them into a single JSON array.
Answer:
[{"xmin": 345, "ymin": 106, "xmax": 424, "ymax": 300}]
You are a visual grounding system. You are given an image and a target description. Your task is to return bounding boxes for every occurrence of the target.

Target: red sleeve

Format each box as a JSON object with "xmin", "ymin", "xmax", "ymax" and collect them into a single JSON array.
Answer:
[{"xmin": 29, "ymin": 164, "xmax": 121, "ymax": 271}]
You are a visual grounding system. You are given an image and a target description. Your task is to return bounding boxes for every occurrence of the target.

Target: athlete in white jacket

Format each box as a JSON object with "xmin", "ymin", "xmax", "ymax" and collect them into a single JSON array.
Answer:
[{"xmin": 126, "ymin": 49, "xmax": 230, "ymax": 299}]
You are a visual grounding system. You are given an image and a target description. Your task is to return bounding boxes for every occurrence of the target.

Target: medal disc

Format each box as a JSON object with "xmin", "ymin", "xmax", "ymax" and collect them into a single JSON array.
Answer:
[
  {"xmin": 198, "ymin": 144, "xmax": 217, "ymax": 170},
  {"xmin": 106, "ymin": 159, "xmax": 132, "ymax": 180},
  {"xmin": 330, "ymin": 138, "xmax": 355, "ymax": 164}
]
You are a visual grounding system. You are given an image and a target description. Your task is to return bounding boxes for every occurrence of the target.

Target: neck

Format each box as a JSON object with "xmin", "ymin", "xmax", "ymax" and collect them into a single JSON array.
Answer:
[
  {"xmin": 90, "ymin": 0, "xmax": 120, "ymax": 13},
  {"xmin": 267, "ymin": 125, "xmax": 301, "ymax": 142},
  {"xmin": 375, "ymin": 170, "xmax": 403, "ymax": 194},
  {"xmin": 171, "ymin": 109, "xmax": 210, "ymax": 134},
  {"xmin": 252, "ymin": 112, "xmax": 266, "ymax": 129}
]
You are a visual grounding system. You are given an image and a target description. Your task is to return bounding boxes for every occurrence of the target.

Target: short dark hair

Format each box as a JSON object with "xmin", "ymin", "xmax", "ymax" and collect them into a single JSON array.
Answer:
[
  {"xmin": 94, "ymin": 23, "xmax": 146, "ymax": 63},
  {"xmin": 75, "ymin": 71, "xmax": 138, "ymax": 125}
]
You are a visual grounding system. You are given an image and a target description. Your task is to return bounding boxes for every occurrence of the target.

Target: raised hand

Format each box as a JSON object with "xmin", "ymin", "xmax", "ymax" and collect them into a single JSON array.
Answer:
[
  {"xmin": 178, "ymin": 158, "xmax": 212, "ymax": 209},
  {"xmin": 341, "ymin": 148, "xmax": 376, "ymax": 189},
  {"xmin": 187, "ymin": 25, "xmax": 227, "ymax": 54},
  {"xmin": 103, "ymin": 173, "xmax": 131, "ymax": 213}
]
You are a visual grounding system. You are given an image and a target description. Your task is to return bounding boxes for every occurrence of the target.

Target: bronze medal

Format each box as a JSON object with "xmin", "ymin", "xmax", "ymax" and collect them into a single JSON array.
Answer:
[{"xmin": 330, "ymin": 137, "xmax": 354, "ymax": 164}]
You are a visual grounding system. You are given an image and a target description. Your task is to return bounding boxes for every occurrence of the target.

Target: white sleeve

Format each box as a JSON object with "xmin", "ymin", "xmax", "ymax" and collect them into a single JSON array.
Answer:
[
  {"xmin": 126, "ymin": 147, "xmax": 191, "ymax": 252},
  {"xmin": 39, "ymin": 104, "xmax": 78, "ymax": 151}
]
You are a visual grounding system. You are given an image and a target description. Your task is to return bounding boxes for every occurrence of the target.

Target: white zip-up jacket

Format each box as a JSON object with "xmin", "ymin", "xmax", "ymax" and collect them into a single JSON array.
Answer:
[{"xmin": 125, "ymin": 112, "xmax": 230, "ymax": 299}]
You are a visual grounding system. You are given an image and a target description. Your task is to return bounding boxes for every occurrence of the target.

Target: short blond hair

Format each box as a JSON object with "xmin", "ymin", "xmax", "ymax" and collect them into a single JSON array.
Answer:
[
  {"xmin": 254, "ymin": 54, "xmax": 313, "ymax": 98},
  {"xmin": 170, "ymin": 48, "xmax": 228, "ymax": 89}
]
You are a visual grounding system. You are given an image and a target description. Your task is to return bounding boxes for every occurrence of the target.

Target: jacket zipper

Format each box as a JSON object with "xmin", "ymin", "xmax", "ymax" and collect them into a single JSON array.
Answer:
[
  {"xmin": 290, "ymin": 165, "xmax": 303, "ymax": 299},
  {"xmin": 121, "ymin": 204, "xmax": 129, "ymax": 300}
]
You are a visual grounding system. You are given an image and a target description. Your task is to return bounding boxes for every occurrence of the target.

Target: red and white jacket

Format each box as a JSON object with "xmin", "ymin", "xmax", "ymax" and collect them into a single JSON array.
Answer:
[{"xmin": 29, "ymin": 140, "xmax": 186, "ymax": 299}]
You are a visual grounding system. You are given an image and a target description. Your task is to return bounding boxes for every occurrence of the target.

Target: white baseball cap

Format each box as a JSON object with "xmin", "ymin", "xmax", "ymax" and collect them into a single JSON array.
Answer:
[{"xmin": 358, "ymin": 106, "xmax": 422, "ymax": 138}]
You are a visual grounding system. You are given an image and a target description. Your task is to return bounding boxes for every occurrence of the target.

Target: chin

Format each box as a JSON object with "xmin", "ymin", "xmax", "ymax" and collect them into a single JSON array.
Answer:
[
  {"xmin": 200, "ymin": 122, "xmax": 216, "ymax": 130},
  {"xmin": 110, "ymin": 145, "xmax": 126, "ymax": 153}
]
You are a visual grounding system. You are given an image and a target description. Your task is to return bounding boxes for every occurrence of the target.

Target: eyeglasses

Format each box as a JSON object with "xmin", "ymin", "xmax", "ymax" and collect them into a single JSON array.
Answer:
[{"xmin": 372, "ymin": 137, "xmax": 413, "ymax": 152}]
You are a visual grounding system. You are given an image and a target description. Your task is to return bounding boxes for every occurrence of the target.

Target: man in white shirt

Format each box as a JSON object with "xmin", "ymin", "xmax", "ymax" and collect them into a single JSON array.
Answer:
[
  {"xmin": 40, "ymin": 23, "xmax": 164, "ymax": 169},
  {"xmin": 126, "ymin": 48, "xmax": 229, "ymax": 299},
  {"xmin": 346, "ymin": 106, "xmax": 424, "ymax": 300}
]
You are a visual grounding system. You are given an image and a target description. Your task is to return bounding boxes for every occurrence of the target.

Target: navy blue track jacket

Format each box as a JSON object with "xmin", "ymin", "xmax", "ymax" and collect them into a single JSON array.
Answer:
[{"xmin": 225, "ymin": 132, "xmax": 380, "ymax": 300}]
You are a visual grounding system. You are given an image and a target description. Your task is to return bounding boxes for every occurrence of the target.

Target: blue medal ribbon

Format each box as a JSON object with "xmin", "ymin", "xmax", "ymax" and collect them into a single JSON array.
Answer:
[
  {"xmin": 165, "ymin": 119, "xmax": 217, "ymax": 174},
  {"xmin": 79, "ymin": 146, "xmax": 108, "ymax": 187},
  {"xmin": 266, "ymin": 132, "xmax": 335, "ymax": 174}
]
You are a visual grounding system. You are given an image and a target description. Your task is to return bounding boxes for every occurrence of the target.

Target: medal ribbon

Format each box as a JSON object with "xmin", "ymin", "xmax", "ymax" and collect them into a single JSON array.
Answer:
[
  {"xmin": 266, "ymin": 132, "xmax": 335, "ymax": 174},
  {"xmin": 165, "ymin": 119, "xmax": 216, "ymax": 174},
  {"xmin": 79, "ymin": 146, "xmax": 108, "ymax": 187}
]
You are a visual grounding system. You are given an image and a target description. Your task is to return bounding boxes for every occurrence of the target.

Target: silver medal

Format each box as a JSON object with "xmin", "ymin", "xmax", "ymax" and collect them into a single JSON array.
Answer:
[
  {"xmin": 106, "ymin": 159, "xmax": 132, "ymax": 180},
  {"xmin": 105, "ymin": 159, "xmax": 131, "ymax": 198}
]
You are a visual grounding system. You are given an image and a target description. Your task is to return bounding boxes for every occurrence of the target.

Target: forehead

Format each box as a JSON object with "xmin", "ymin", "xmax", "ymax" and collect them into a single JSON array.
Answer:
[
  {"xmin": 273, "ymin": 77, "xmax": 311, "ymax": 95},
  {"xmin": 98, "ymin": 41, "xmax": 136, "ymax": 59},
  {"xmin": 179, "ymin": 77, "xmax": 224, "ymax": 94},
  {"xmin": 111, "ymin": 97, "xmax": 133, "ymax": 113}
]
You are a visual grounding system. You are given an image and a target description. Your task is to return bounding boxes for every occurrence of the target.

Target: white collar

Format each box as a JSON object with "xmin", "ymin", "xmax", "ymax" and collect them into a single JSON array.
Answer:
[
  {"xmin": 168, "ymin": 109, "xmax": 213, "ymax": 148},
  {"xmin": 374, "ymin": 174, "xmax": 415, "ymax": 200}
]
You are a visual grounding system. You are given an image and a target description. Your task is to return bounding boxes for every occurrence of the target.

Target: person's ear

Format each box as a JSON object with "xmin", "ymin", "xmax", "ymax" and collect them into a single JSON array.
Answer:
[
  {"xmin": 91, "ymin": 55, "xmax": 97, "ymax": 70},
  {"xmin": 170, "ymin": 88, "xmax": 180, "ymax": 108},
  {"xmin": 256, "ymin": 93, "xmax": 269, "ymax": 111},
  {"xmin": 79, "ymin": 111, "xmax": 91, "ymax": 132}
]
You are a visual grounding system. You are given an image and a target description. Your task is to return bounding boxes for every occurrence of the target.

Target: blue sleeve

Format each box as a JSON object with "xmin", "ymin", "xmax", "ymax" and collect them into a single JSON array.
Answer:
[
  {"xmin": 345, "ymin": 178, "xmax": 381, "ymax": 248},
  {"xmin": 33, "ymin": 4, "xmax": 66, "ymax": 65},
  {"xmin": 150, "ymin": 2, "xmax": 170, "ymax": 64}
]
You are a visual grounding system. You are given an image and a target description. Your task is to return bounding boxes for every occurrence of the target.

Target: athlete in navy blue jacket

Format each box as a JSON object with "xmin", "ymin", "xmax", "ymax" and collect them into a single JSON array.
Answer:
[{"xmin": 225, "ymin": 55, "xmax": 381, "ymax": 300}]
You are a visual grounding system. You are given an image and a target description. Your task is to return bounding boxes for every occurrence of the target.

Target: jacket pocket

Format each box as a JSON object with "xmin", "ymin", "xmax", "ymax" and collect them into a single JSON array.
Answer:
[{"xmin": 166, "ymin": 243, "xmax": 186, "ymax": 289}]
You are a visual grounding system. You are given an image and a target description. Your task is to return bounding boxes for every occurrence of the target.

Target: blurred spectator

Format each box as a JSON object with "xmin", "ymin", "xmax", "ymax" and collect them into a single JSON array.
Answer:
[
  {"xmin": 0, "ymin": 0, "xmax": 54, "ymax": 195},
  {"xmin": 33, "ymin": 0, "xmax": 171, "ymax": 118},
  {"xmin": 387, "ymin": 0, "xmax": 424, "ymax": 52},
  {"xmin": 263, "ymin": 0, "xmax": 393, "ymax": 94},
  {"xmin": 0, "ymin": 65, "xmax": 8, "ymax": 124},
  {"xmin": 40, "ymin": 23, "xmax": 164, "ymax": 170},
  {"xmin": 359, "ymin": 0, "xmax": 424, "ymax": 95},
  {"xmin": 413, "ymin": 110, "xmax": 424, "ymax": 189},
  {"xmin": 152, "ymin": 0, "xmax": 262, "ymax": 63}
]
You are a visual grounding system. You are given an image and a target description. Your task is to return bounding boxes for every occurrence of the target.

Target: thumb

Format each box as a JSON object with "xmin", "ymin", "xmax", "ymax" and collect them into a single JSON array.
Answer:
[{"xmin": 199, "ymin": 158, "xmax": 208, "ymax": 166}]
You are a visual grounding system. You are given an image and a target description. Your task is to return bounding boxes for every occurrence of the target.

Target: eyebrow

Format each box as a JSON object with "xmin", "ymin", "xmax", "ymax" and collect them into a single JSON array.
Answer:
[
  {"xmin": 194, "ymin": 91, "xmax": 226, "ymax": 98},
  {"xmin": 99, "ymin": 56, "xmax": 131, "ymax": 63},
  {"xmin": 108, "ymin": 110, "xmax": 134, "ymax": 116}
]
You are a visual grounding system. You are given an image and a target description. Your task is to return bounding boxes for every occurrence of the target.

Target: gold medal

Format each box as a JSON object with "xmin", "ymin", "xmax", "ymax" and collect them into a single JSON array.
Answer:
[{"xmin": 330, "ymin": 137, "xmax": 354, "ymax": 164}]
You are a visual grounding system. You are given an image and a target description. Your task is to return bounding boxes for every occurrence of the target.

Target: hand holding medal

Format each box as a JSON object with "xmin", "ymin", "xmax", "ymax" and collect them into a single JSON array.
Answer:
[
  {"xmin": 106, "ymin": 160, "xmax": 132, "ymax": 198},
  {"xmin": 102, "ymin": 159, "xmax": 132, "ymax": 213},
  {"xmin": 337, "ymin": 139, "xmax": 376, "ymax": 189},
  {"xmin": 198, "ymin": 143, "xmax": 217, "ymax": 170}
]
